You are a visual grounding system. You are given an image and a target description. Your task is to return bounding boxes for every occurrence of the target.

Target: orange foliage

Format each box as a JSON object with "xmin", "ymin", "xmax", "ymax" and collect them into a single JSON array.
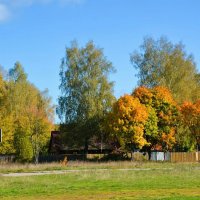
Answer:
[
  {"xmin": 181, "ymin": 100, "xmax": 200, "ymax": 143},
  {"xmin": 108, "ymin": 86, "xmax": 179, "ymax": 151},
  {"xmin": 181, "ymin": 101, "xmax": 200, "ymax": 125},
  {"xmin": 133, "ymin": 86, "xmax": 153, "ymax": 105},
  {"xmin": 161, "ymin": 128, "xmax": 176, "ymax": 150},
  {"xmin": 132, "ymin": 85, "xmax": 179, "ymax": 150},
  {"xmin": 153, "ymin": 86, "xmax": 176, "ymax": 105},
  {"xmin": 133, "ymin": 85, "xmax": 176, "ymax": 106}
]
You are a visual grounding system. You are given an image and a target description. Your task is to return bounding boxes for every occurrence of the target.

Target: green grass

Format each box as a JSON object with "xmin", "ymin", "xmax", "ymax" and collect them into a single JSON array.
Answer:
[{"xmin": 0, "ymin": 162, "xmax": 199, "ymax": 200}]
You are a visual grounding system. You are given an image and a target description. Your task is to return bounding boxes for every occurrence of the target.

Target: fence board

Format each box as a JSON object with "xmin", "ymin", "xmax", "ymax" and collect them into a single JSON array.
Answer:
[{"xmin": 170, "ymin": 152, "xmax": 198, "ymax": 162}]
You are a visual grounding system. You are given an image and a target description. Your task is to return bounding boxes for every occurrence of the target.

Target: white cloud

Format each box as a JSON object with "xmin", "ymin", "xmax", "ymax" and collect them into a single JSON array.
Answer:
[
  {"xmin": 59, "ymin": 0, "xmax": 84, "ymax": 6},
  {"xmin": 1, "ymin": 0, "xmax": 84, "ymax": 7},
  {"xmin": 9, "ymin": 0, "xmax": 53, "ymax": 7},
  {"xmin": 0, "ymin": 3, "xmax": 10, "ymax": 22},
  {"xmin": 0, "ymin": 0, "xmax": 85, "ymax": 22}
]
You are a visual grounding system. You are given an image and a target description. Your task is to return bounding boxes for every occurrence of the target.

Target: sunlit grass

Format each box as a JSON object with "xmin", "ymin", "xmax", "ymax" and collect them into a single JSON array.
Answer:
[{"xmin": 0, "ymin": 161, "xmax": 199, "ymax": 199}]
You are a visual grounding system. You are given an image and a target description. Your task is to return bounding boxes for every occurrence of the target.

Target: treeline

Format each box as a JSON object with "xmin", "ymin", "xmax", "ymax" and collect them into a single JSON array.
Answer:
[
  {"xmin": 57, "ymin": 37, "xmax": 200, "ymax": 154},
  {"xmin": 0, "ymin": 62, "xmax": 54, "ymax": 162},
  {"xmin": 1, "ymin": 36, "xmax": 199, "ymax": 163}
]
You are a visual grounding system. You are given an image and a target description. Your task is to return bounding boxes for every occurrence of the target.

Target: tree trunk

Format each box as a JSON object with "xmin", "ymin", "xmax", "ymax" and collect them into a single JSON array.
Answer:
[
  {"xmin": 35, "ymin": 153, "xmax": 39, "ymax": 164},
  {"xmin": 84, "ymin": 138, "xmax": 88, "ymax": 155},
  {"xmin": 130, "ymin": 143, "xmax": 134, "ymax": 161},
  {"xmin": 131, "ymin": 150, "xmax": 134, "ymax": 161},
  {"xmin": 147, "ymin": 149, "xmax": 151, "ymax": 161}
]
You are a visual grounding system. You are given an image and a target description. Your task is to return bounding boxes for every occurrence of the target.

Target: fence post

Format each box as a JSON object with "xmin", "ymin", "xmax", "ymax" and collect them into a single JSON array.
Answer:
[{"xmin": 196, "ymin": 152, "xmax": 198, "ymax": 162}]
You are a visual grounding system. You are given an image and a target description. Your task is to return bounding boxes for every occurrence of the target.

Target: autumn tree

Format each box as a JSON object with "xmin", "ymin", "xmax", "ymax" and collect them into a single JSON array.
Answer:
[
  {"xmin": 133, "ymin": 86, "xmax": 179, "ymax": 154},
  {"xmin": 131, "ymin": 37, "xmax": 200, "ymax": 103},
  {"xmin": 132, "ymin": 87, "xmax": 158, "ymax": 160},
  {"xmin": 6, "ymin": 62, "xmax": 54, "ymax": 162},
  {"xmin": 180, "ymin": 100, "xmax": 200, "ymax": 151},
  {"xmin": 27, "ymin": 89, "xmax": 54, "ymax": 163},
  {"xmin": 14, "ymin": 116, "xmax": 34, "ymax": 162},
  {"xmin": 57, "ymin": 41, "xmax": 115, "ymax": 152},
  {"xmin": 0, "ymin": 72, "xmax": 15, "ymax": 154},
  {"xmin": 107, "ymin": 95, "xmax": 148, "ymax": 157}
]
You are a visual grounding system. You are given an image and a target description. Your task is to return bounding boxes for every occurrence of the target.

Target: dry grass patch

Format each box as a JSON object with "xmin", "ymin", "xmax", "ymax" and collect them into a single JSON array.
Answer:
[{"xmin": 0, "ymin": 161, "xmax": 199, "ymax": 174}]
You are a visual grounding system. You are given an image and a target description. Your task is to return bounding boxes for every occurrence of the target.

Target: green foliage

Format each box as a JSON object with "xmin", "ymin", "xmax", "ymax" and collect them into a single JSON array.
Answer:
[
  {"xmin": 175, "ymin": 125, "xmax": 196, "ymax": 151},
  {"xmin": 9, "ymin": 62, "xmax": 27, "ymax": 83},
  {"xmin": 131, "ymin": 36, "xmax": 200, "ymax": 103},
  {"xmin": 15, "ymin": 132, "xmax": 33, "ymax": 163},
  {"xmin": 57, "ymin": 41, "xmax": 115, "ymax": 150},
  {"xmin": 144, "ymin": 107, "xmax": 158, "ymax": 139}
]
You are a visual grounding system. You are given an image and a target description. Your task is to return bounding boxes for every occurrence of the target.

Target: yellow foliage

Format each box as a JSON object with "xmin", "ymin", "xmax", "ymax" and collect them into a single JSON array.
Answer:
[
  {"xmin": 108, "ymin": 94, "xmax": 148, "ymax": 148},
  {"xmin": 161, "ymin": 128, "xmax": 176, "ymax": 150}
]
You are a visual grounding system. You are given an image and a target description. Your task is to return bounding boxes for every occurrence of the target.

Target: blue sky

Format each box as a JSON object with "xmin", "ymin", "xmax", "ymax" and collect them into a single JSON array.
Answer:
[{"xmin": 0, "ymin": 0, "xmax": 200, "ymax": 122}]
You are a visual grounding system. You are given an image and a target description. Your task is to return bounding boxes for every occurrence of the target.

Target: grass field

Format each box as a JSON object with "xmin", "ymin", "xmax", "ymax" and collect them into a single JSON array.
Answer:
[{"xmin": 0, "ymin": 162, "xmax": 199, "ymax": 200}]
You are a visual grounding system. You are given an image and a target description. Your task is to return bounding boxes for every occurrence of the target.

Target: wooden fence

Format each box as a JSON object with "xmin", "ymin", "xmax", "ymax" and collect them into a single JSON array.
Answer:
[
  {"xmin": 1, "ymin": 152, "xmax": 199, "ymax": 163},
  {"xmin": 170, "ymin": 152, "xmax": 199, "ymax": 162},
  {"xmin": 39, "ymin": 152, "xmax": 200, "ymax": 162}
]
